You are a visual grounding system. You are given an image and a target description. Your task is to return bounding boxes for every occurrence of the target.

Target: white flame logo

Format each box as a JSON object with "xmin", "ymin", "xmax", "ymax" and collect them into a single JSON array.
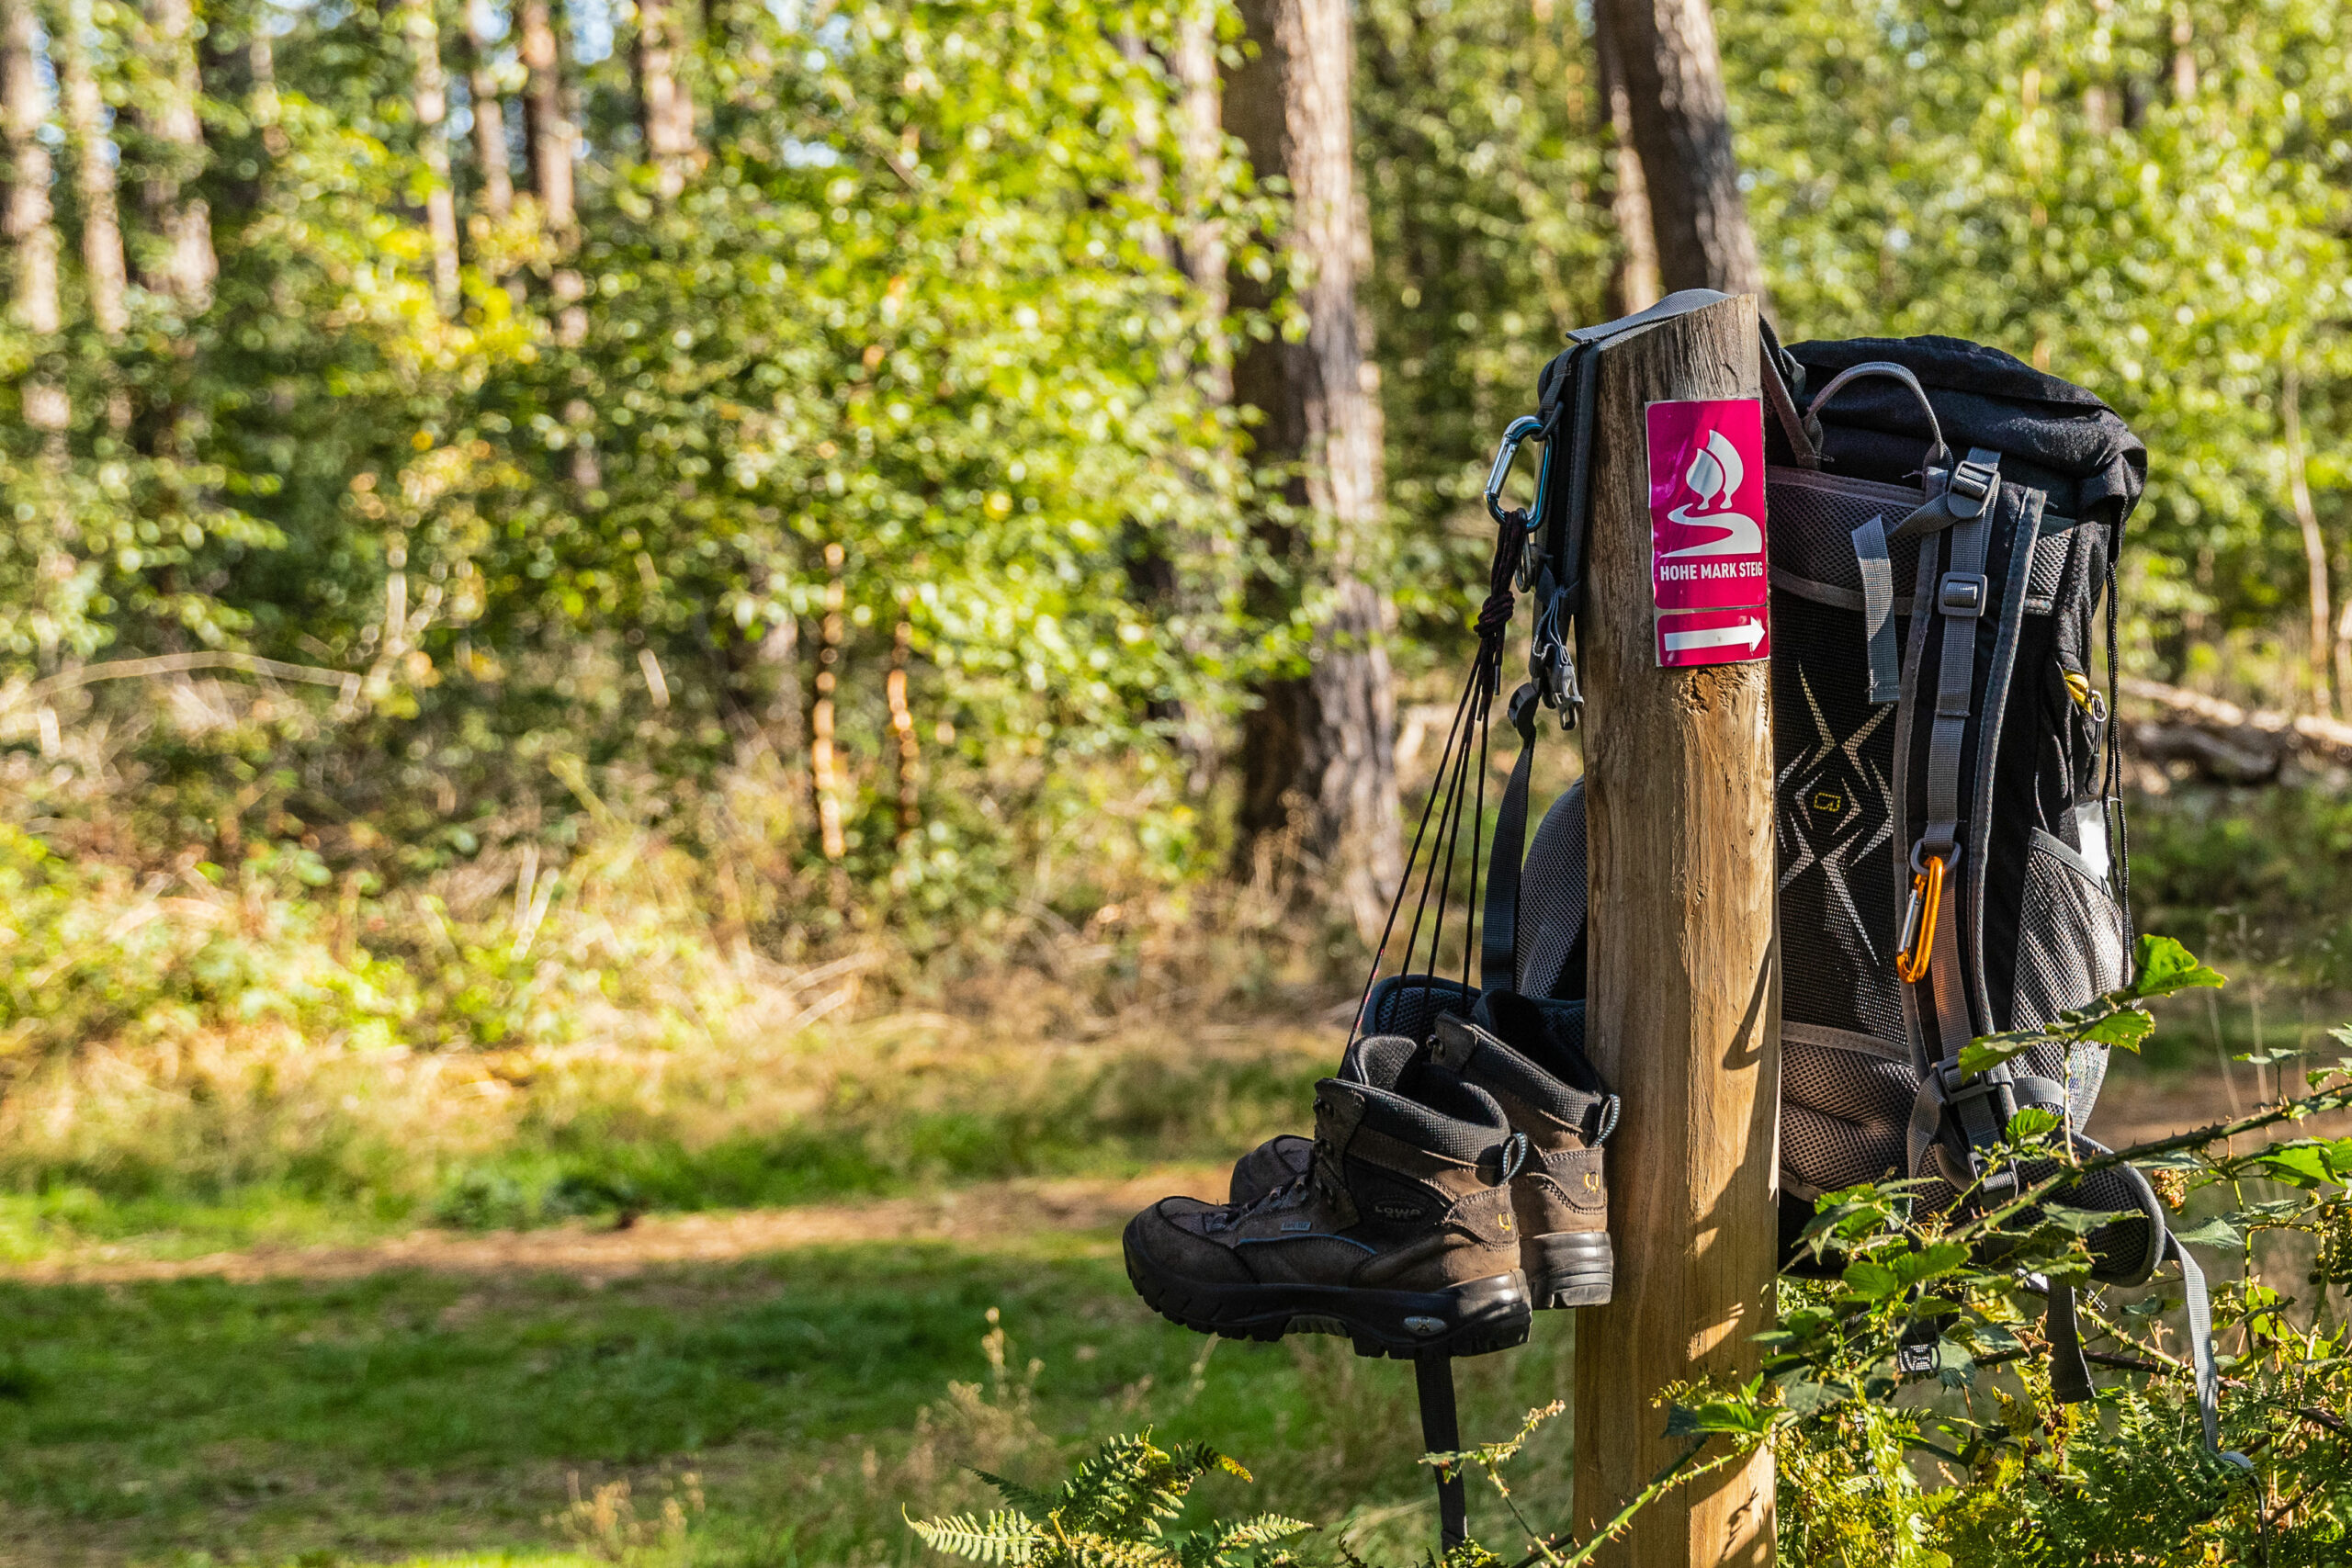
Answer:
[{"xmin": 1661, "ymin": 427, "xmax": 1760, "ymax": 559}]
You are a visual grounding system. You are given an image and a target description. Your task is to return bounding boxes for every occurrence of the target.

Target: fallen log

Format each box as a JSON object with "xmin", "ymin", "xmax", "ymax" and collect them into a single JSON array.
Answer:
[{"xmin": 2120, "ymin": 676, "xmax": 2352, "ymax": 782}]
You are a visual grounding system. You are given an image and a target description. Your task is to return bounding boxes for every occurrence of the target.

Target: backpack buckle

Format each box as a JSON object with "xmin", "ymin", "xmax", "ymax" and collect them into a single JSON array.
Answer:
[
  {"xmin": 1937, "ymin": 571, "xmax": 1989, "ymax": 617},
  {"xmin": 1530, "ymin": 587, "xmax": 1582, "ymax": 731},
  {"xmin": 1941, "ymin": 455, "xmax": 1999, "ymax": 518}
]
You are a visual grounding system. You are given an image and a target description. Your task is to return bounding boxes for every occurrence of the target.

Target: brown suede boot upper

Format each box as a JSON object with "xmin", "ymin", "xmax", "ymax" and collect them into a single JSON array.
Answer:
[
  {"xmin": 1130, "ymin": 1043, "xmax": 1523, "ymax": 1297},
  {"xmin": 1425, "ymin": 1010, "xmax": 1614, "ymax": 1247}
]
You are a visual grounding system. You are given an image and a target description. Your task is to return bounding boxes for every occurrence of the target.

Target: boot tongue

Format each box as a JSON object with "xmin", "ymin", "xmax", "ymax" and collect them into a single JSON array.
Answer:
[
  {"xmin": 1470, "ymin": 989, "xmax": 1607, "ymax": 1092},
  {"xmin": 1338, "ymin": 1032, "xmax": 1419, "ymax": 1089}
]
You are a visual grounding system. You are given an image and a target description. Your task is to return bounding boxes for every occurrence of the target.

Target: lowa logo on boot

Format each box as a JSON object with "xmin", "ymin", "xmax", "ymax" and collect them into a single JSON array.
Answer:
[{"xmin": 1373, "ymin": 1200, "xmax": 1426, "ymax": 1223}]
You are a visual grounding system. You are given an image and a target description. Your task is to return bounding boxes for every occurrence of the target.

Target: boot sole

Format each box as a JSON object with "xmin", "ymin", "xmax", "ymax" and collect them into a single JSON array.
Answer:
[
  {"xmin": 1526, "ymin": 1229, "xmax": 1613, "ymax": 1308},
  {"xmin": 1124, "ymin": 1234, "xmax": 1530, "ymax": 1360}
]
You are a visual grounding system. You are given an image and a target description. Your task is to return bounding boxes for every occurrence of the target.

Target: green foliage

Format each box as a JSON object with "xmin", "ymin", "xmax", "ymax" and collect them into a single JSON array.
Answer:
[
  {"xmin": 903, "ymin": 946, "xmax": 2352, "ymax": 1565},
  {"xmin": 1719, "ymin": 0, "xmax": 2352, "ymax": 682},
  {"xmin": 1353, "ymin": 0, "xmax": 1614, "ymax": 652},
  {"xmin": 910, "ymin": 1432, "xmax": 1313, "ymax": 1568}
]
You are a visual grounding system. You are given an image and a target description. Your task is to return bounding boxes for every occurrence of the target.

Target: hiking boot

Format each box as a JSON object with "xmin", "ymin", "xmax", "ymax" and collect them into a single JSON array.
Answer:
[
  {"xmin": 1426, "ymin": 992, "xmax": 1618, "ymax": 1309},
  {"xmin": 1225, "ymin": 989, "xmax": 1618, "ymax": 1309},
  {"xmin": 1125, "ymin": 1036, "xmax": 1532, "ymax": 1359},
  {"xmin": 1218, "ymin": 976, "xmax": 1488, "ymax": 1207}
]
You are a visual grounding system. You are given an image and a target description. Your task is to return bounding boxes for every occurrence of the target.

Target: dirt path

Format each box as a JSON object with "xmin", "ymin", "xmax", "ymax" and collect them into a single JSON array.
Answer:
[
  {"xmin": 2, "ymin": 1165, "xmax": 1230, "ymax": 1287},
  {"xmin": 6, "ymin": 1065, "xmax": 2338, "ymax": 1292},
  {"xmin": 2093, "ymin": 1064, "xmax": 2352, "ymax": 1149}
]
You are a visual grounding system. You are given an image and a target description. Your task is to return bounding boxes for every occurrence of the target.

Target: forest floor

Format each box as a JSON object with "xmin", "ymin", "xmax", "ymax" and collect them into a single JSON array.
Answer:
[{"xmin": 0, "ymin": 1055, "xmax": 2333, "ymax": 1568}]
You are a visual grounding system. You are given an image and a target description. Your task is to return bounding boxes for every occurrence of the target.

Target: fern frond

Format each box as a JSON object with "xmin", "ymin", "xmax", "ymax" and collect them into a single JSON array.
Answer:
[
  {"xmin": 1055, "ymin": 1528, "xmax": 1170, "ymax": 1568},
  {"xmin": 908, "ymin": 1506, "xmax": 1043, "ymax": 1564},
  {"xmin": 1168, "ymin": 1513, "xmax": 1316, "ymax": 1568},
  {"xmin": 976, "ymin": 1468, "xmax": 1062, "ymax": 1519},
  {"xmin": 1163, "ymin": 1440, "xmax": 1254, "ymax": 1485},
  {"xmin": 1061, "ymin": 1434, "xmax": 1191, "ymax": 1534}
]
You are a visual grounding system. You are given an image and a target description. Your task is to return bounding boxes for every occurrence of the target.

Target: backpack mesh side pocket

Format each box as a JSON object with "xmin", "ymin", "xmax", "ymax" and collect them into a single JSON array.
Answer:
[{"xmin": 2009, "ymin": 827, "xmax": 2130, "ymax": 1127}]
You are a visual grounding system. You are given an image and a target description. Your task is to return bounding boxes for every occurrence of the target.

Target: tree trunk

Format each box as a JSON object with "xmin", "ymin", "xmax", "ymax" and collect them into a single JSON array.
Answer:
[
  {"xmin": 633, "ymin": 0, "xmax": 698, "ymax": 198},
  {"xmin": 1174, "ymin": 2, "xmax": 1228, "ymax": 400},
  {"xmin": 465, "ymin": 1, "xmax": 514, "ymax": 220},
  {"xmin": 1226, "ymin": 0, "xmax": 1401, "ymax": 942},
  {"xmin": 56, "ymin": 0, "xmax": 128, "ymax": 337},
  {"xmin": 1589, "ymin": 0, "xmax": 1759, "ymax": 297},
  {"xmin": 2284, "ymin": 359, "xmax": 2335, "ymax": 716},
  {"xmin": 887, "ymin": 614, "xmax": 920, "ymax": 841},
  {"xmin": 517, "ymin": 0, "xmax": 574, "ymax": 232},
  {"xmin": 401, "ymin": 0, "xmax": 463, "ymax": 312},
  {"xmin": 811, "ymin": 542, "xmax": 849, "ymax": 863},
  {"xmin": 135, "ymin": 0, "xmax": 215, "ymax": 310},
  {"xmin": 1592, "ymin": 1, "xmax": 1661, "ymax": 315},
  {"xmin": 2335, "ymin": 597, "xmax": 2352, "ymax": 725},
  {"xmin": 3, "ymin": 0, "xmax": 62, "ymax": 355},
  {"xmin": 516, "ymin": 0, "xmax": 586, "ymax": 343}
]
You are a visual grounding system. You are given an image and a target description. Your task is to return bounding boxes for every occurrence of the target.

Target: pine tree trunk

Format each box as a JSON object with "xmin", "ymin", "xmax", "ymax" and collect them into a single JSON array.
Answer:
[
  {"xmin": 811, "ymin": 542, "xmax": 849, "ymax": 863},
  {"xmin": 1174, "ymin": 2, "xmax": 1228, "ymax": 402},
  {"xmin": 401, "ymin": 0, "xmax": 463, "ymax": 312},
  {"xmin": 56, "ymin": 0, "xmax": 127, "ymax": 337},
  {"xmin": 517, "ymin": 0, "xmax": 574, "ymax": 232},
  {"xmin": 3, "ymin": 0, "xmax": 62, "ymax": 355},
  {"xmin": 2285, "ymin": 359, "xmax": 2336, "ymax": 717},
  {"xmin": 1592, "ymin": 1, "xmax": 1661, "ymax": 315},
  {"xmin": 1590, "ymin": 0, "xmax": 1758, "ymax": 297},
  {"xmin": 465, "ymin": 1, "xmax": 514, "ymax": 220},
  {"xmin": 1226, "ymin": 0, "xmax": 1401, "ymax": 942},
  {"xmin": 517, "ymin": 0, "xmax": 585, "ymax": 344},
  {"xmin": 136, "ymin": 0, "xmax": 215, "ymax": 310},
  {"xmin": 634, "ymin": 0, "xmax": 698, "ymax": 198}
]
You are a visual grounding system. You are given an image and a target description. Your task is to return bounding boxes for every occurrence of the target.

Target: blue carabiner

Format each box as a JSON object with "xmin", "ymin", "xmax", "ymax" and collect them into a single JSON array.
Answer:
[{"xmin": 1483, "ymin": 415, "xmax": 1545, "ymax": 530}]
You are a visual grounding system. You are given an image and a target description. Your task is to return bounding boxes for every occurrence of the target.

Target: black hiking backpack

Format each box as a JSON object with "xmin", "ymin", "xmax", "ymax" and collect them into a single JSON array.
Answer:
[{"xmin": 1387, "ymin": 291, "xmax": 2229, "ymax": 1447}]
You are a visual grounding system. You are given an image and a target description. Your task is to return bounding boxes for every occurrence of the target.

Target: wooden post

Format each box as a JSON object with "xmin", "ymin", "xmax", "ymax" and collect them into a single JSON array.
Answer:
[{"xmin": 1571, "ymin": 293, "xmax": 1779, "ymax": 1566}]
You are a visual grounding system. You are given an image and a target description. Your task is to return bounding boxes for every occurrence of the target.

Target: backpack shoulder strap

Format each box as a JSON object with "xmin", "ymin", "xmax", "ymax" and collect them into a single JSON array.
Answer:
[{"xmin": 1480, "ymin": 683, "xmax": 1543, "ymax": 991}]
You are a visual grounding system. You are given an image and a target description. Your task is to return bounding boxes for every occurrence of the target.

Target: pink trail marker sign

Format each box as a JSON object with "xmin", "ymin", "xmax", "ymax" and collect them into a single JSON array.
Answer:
[{"xmin": 1645, "ymin": 397, "xmax": 1770, "ymax": 668}]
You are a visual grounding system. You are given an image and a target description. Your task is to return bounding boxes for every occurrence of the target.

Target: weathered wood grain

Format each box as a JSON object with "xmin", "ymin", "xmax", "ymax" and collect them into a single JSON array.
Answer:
[{"xmin": 1571, "ymin": 293, "xmax": 1779, "ymax": 1568}]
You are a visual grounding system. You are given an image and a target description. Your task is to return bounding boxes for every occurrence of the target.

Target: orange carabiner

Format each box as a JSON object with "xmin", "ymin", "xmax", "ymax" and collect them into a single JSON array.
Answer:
[{"xmin": 1894, "ymin": 852, "xmax": 1946, "ymax": 984}]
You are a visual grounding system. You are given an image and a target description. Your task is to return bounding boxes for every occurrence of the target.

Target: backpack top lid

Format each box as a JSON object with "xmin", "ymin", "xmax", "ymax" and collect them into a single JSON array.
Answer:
[{"xmin": 1779, "ymin": 334, "xmax": 2147, "ymax": 527}]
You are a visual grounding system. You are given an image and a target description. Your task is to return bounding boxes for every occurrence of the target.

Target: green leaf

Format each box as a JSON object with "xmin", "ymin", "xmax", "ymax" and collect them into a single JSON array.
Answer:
[
  {"xmin": 1894, "ymin": 1242, "xmax": 1971, "ymax": 1286},
  {"xmin": 1778, "ymin": 1377, "xmax": 1853, "ymax": 1418},
  {"xmin": 2173, "ymin": 1217, "xmax": 2243, "ymax": 1249},
  {"xmin": 2006, "ymin": 1107, "xmax": 2064, "ymax": 1141},
  {"xmin": 1841, "ymin": 1260, "xmax": 1902, "ymax": 1300},
  {"xmin": 1957, "ymin": 1028, "xmax": 2046, "ymax": 1076},
  {"xmin": 2078, "ymin": 1008, "xmax": 2156, "ymax": 1050},
  {"xmin": 1665, "ymin": 1397, "xmax": 1772, "ymax": 1437},
  {"xmin": 2130, "ymin": 935, "xmax": 2226, "ymax": 998},
  {"xmin": 2040, "ymin": 1203, "xmax": 2128, "ymax": 1236}
]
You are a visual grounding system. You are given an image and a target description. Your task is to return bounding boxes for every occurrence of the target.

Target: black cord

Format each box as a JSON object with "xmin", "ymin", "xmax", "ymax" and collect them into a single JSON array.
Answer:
[{"xmin": 1351, "ymin": 508, "xmax": 1528, "ymax": 1038}]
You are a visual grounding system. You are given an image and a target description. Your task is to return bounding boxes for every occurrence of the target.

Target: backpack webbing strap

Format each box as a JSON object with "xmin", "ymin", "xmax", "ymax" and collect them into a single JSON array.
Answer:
[
  {"xmin": 1413, "ymin": 1352, "xmax": 1469, "ymax": 1551},
  {"xmin": 2169, "ymin": 1231, "xmax": 2234, "ymax": 1457},
  {"xmin": 1760, "ymin": 327, "xmax": 1822, "ymax": 468},
  {"xmin": 2045, "ymin": 1278, "xmax": 2094, "ymax": 1404},
  {"xmin": 1480, "ymin": 683, "xmax": 1543, "ymax": 991},
  {"xmin": 1851, "ymin": 512, "xmax": 1900, "ymax": 704},
  {"xmin": 2050, "ymin": 1231, "xmax": 2244, "ymax": 1461},
  {"xmin": 1914, "ymin": 450, "xmax": 2004, "ymax": 1132}
]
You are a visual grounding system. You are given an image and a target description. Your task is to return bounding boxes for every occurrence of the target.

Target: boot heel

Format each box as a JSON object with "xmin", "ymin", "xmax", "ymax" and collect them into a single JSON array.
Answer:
[{"xmin": 1527, "ymin": 1230, "xmax": 1613, "ymax": 1308}]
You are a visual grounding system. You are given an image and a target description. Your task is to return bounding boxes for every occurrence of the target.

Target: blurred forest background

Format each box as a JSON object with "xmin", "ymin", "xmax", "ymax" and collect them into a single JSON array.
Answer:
[
  {"xmin": 1, "ymin": 0, "xmax": 2350, "ymax": 1560},
  {"xmin": 1, "ymin": 0, "xmax": 2349, "ymax": 1241}
]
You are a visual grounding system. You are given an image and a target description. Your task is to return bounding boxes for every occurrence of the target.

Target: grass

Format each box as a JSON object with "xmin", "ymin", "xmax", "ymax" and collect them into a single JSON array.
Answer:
[
  {"xmin": 0, "ymin": 1225, "xmax": 1578, "ymax": 1568},
  {"xmin": 0, "ymin": 1021, "xmax": 1333, "ymax": 1268}
]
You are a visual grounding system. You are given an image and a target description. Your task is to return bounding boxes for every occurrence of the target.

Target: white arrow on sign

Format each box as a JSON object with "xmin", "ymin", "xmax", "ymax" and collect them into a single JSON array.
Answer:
[{"xmin": 1662, "ymin": 617, "xmax": 1765, "ymax": 655}]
